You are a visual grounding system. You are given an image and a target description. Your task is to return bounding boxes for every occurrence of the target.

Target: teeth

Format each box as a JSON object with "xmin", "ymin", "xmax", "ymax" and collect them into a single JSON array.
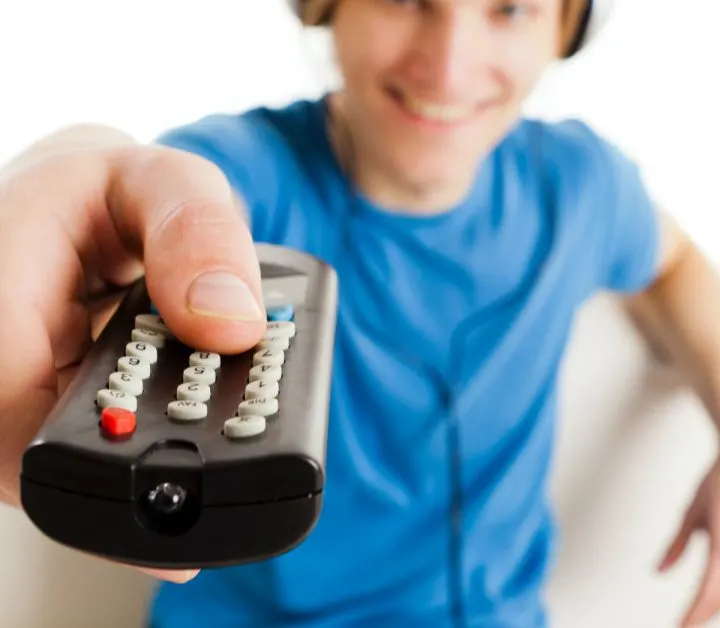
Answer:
[{"xmin": 401, "ymin": 95, "xmax": 475, "ymax": 122}]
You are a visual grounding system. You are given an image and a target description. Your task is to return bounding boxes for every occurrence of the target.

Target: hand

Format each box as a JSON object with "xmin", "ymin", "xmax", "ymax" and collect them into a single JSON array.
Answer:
[
  {"xmin": 0, "ymin": 133, "xmax": 266, "ymax": 583},
  {"xmin": 659, "ymin": 457, "xmax": 720, "ymax": 626}
]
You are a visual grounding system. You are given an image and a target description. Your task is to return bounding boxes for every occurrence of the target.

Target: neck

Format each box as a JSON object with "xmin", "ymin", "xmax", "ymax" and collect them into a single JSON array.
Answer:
[{"xmin": 326, "ymin": 92, "xmax": 477, "ymax": 215}]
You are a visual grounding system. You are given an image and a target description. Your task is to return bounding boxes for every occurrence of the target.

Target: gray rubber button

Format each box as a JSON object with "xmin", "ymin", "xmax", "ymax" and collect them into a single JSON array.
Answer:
[
  {"xmin": 237, "ymin": 397, "xmax": 278, "ymax": 416},
  {"xmin": 167, "ymin": 400, "xmax": 207, "ymax": 422},
  {"xmin": 189, "ymin": 351, "xmax": 221, "ymax": 370},
  {"xmin": 126, "ymin": 341, "xmax": 158, "ymax": 364},
  {"xmin": 223, "ymin": 415, "xmax": 266, "ymax": 439},
  {"xmin": 108, "ymin": 371, "xmax": 143, "ymax": 396},
  {"xmin": 131, "ymin": 327, "xmax": 166, "ymax": 348},
  {"xmin": 183, "ymin": 365, "xmax": 216, "ymax": 385},
  {"xmin": 118, "ymin": 355, "xmax": 151, "ymax": 379},
  {"xmin": 176, "ymin": 382, "xmax": 211, "ymax": 402},
  {"xmin": 97, "ymin": 389, "xmax": 137, "ymax": 412}
]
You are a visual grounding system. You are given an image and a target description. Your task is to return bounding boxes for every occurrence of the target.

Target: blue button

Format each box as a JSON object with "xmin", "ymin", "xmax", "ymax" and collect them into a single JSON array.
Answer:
[
  {"xmin": 266, "ymin": 305, "xmax": 294, "ymax": 322},
  {"xmin": 149, "ymin": 302, "xmax": 159, "ymax": 315}
]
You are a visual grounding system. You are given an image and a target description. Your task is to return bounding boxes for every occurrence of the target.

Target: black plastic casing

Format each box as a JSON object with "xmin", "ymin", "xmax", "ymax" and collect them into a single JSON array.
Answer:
[{"xmin": 20, "ymin": 245, "xmax": 338, "ymax": 569}]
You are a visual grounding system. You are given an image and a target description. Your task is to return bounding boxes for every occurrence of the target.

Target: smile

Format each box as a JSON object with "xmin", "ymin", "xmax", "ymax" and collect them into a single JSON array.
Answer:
[{"xmin": 387, "ymin": 87, "xmax": 495, "ymax": 128}]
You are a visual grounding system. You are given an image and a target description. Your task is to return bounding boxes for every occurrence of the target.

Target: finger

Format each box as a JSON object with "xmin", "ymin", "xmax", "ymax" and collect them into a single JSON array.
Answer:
[
  {"xmin": 659, "ymin": 504, "xmax": 700, "ymax": 572},
  {"xmin": 138, "ymin": 567, "xmax": 199, "ymax": 584},
  {"xmin": 681, "ymin": 537, "xmax": 720, "ymax": 627},
  {"xmin": 106, "ymin": 146, "xmax": 266, "ymax": 352}
]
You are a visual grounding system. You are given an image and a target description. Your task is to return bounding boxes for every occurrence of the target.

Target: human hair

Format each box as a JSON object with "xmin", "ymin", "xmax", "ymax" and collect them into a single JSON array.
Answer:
[{"xmin": 297, "ymin": 0, "xmax": 591, "ymax": 57}]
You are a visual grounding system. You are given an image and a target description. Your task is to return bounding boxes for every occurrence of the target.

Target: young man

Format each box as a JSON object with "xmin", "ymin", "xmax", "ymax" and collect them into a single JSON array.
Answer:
[{"xmin": 1, "ymin": 0, "xmax": 720, "ymax": 626}]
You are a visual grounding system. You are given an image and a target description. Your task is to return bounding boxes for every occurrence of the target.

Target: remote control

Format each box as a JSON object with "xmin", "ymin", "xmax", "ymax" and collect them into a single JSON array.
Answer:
[{"xmin": 20, "ymin": 244, "xmax": 338, "ymax": 569}]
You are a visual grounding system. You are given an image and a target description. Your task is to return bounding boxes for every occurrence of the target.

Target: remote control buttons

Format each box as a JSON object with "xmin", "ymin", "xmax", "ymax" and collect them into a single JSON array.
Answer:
[
  {"xmin": 109, "ymin": 371, "xmax": 143, "ymax": 396},
  {"xmin": 189, "ymin": 351, "xmax": 221, "ymax": 370},
  {"xmin": 257, "ymin": 335, "xmax": 290, "ymax": 351},
  {"xmin": 223, "ymin": 415, "xmax": 266, "ymax": 439},
  {"xmin": 245, "ymin": 379, "xmax": 279, "ymax": 400},
  {"xmin": 97, "ymin": 389, "xmax": 137, "ymax": 412},
  {"xmin": 183, "ymin": 365, "xmax": 216, "ymax": 385},
  {"xmin": 248, "ymin": 363, "xmax": 282, "ymax": 383},
  {"xmin": 266, "ymin": 305, "xmax": 294, "ymax": 322},
  {"xmin": 126, "ymin": 341, "xmax": 158, "ymax": 364},
  {"xmin": 176, "ymin": 382, "xmax": 211, "ymax": 402},
  {"xmin": 237, "ymin": 397, "xmax": 278, "ymax": 416},
  {"xmin": 253, "ymin": 348, "xmax": 285, "ymax": 367},
  {"xmin": 101, "ymin": 407, "xmax": 136, "ymax": 437},
  {"xmin": 132, "ymin": 327, "xmax": 166, "ymax": 348},
  {"xmin": 118, "ymin": 356, "xmax": 151, "ymax": 379},
  {"xmin": 167, "ymin": 400, "xmax": 207, "ymax": 422},
  {"xmin": 265, "ymin": 321, "xmax": 296, "ymax": 339},
  {"xmin": 135, "ymin": 313, "xmax": 174, "ymax": 338}
]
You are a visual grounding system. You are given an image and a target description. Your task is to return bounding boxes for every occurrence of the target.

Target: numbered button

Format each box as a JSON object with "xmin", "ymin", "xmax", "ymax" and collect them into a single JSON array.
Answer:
[
  {"xmin": 189, "ymin": 351, "xmax": 221, "ymax": 370},
  {"xmin": 248, "ymin": 364, "xmax": 282, "ymax": 383},
  {"xmin": 135, "ymin": 314, "xmax": 173, "ymax": 338},
  {"xmin": 223, "ymin": 416, "xmax": 266, "ymax": 439},
  {"xmin": 183, "ymin": 365, "xmax": 216, "ymax": 385},
  {"xmin": 237, "ymin": 397, "xmax": 278, "ymax": 417},
  {"xmin": 167, "ymin": 400, "xmax": 207, "ymax": 422},
  {"xmin": 131, "ymin": 328, "xmax": 166, "ymax": 348},
  {"xmin": 257, "ymin": 336, "xmax": 290, "ymax": 351},
  {"xmin": 264, "ymin": 321, "xmax": 295, "ymax": 339},
  {"xmin": 96, "ymin": 389, "xmax": 137, "ymax": 412},
  {"xmin": 109, "ymin": 371, "xmax": 143, "ymax": 396},
  {"xmin": 126, "ymin": 341, "xmax": 158, "ymax": 364},
  {"xmin": 118, "ymin": 356, "xmax": 151, "ymax": 379},
  {"xmin": 176, "ymin": 382, "xmax": 211, "ymax": 402},
  {"xmin": 252, "ymin": 348, "xmax": 284, "ymax": 367},
  {"xmin": 245, "ymin": 379, "xmax": 279, "ymax": 400}
]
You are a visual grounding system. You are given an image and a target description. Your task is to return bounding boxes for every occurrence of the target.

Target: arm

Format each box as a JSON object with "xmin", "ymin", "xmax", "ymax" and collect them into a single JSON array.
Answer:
[
  {"xmin": 627, "ymin": 209, "xmax": 720, "ymax": 626},
  {"xmin": 624, "ymin": 210, "xmax": 720, "ymax": 423}
]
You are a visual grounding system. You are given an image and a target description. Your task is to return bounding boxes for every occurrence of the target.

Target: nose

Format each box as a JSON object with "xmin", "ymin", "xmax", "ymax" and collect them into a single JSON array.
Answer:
[{"xmin": 410, "ymin": 7, "xmax": 485, "ymax": 97}]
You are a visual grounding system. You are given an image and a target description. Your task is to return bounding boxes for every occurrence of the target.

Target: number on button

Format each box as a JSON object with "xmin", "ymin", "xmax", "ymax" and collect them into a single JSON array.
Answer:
[
  {"xmin": 96, "ymin": 389, "xmax": 137, "ymax": 412},
  {"xmin": 118, "ymin": 356, "xmax": 151, "ymax": 379},
  {"xmin": 132, "ymin": 327, "xmax": 166, "ymax": 348},
  {"xmin": 248, "ymin": 363, "xmax": 282, "ymax": 382},
  {"xmin": 252, "ymin": 348, "xmax": 284, "ymax": 367},
  {"xmin": 189, "ymin": 351, "xmax": 221, "ymax": 370},
  {"xmin": 183, "ymin": 366, "xmax": 216, "ymax": 385},
  {"xmin": 109, "ymin": 371, "xmax": 143, "ymax": 396},
  {"xmin": 176, "ymin": 382, "xmax": 211, "ymax": 402},
  {"xmin": 245, "ymin": 379, "xmax": 279, "ymax": 400},
  {"xmin": 126, "ymin": 341, "xmax": 158, "ymax": 364}
]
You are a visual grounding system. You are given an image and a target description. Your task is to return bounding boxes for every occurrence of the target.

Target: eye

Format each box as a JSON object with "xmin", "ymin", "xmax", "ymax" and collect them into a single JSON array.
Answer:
[
  {"xmin": 493, "ymin": 1, "xmax": 532, "ymax": 22},
  {"xmin": 382, "ymin": 0, "xmax": 423, "ymax": 8}
]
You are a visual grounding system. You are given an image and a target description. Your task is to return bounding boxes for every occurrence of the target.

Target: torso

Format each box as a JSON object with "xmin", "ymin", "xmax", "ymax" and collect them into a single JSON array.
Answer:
[{"xmin": 150, "ymin": 97, "xmax": 625, "ymax": 627}]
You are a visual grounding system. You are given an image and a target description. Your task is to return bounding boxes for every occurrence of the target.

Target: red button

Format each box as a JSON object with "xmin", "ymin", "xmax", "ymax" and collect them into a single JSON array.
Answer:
[{"xmin": 101, "ymin": 407, "xmax": 136, "ymax": 437}]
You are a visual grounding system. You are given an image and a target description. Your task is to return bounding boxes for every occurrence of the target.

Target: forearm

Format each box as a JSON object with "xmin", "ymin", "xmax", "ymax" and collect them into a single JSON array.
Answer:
[{"xmin": 626, "ymin": 239, "xmax": 720, "ymax": 424}]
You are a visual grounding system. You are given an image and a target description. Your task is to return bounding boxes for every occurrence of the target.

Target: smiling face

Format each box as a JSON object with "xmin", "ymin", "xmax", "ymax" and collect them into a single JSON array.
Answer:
[{"xmin": 302, "ymin": 0, "xmax": 586, "ymax": 210}]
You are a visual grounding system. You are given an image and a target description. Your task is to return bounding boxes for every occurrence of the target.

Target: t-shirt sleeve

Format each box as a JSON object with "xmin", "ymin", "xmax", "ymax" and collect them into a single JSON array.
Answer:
[
  {"xmin": 561, "ymin": 121, "xmax": 661, "ymax": 293},
  {"xmin": 153, "ymin": 111, "xmax": 290, "ymax": 242}
]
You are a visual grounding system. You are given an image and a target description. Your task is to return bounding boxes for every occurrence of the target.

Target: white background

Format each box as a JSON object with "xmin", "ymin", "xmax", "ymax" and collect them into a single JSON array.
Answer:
[{"xmin": 1, "ymin": 0, "xmax": 720, "ymax": 626}]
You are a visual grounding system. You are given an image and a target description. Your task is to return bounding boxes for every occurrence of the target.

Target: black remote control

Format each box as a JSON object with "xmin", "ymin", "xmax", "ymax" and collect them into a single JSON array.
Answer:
[{"xmin": 20, "ymin": 244, "xmax": 338, "ymax": 569}]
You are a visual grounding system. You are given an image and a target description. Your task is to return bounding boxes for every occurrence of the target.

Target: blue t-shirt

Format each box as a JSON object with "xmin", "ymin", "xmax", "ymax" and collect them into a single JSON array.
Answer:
[{"xmin": 151, "ymin": 96, "xmax": 659, "ymax": 627}]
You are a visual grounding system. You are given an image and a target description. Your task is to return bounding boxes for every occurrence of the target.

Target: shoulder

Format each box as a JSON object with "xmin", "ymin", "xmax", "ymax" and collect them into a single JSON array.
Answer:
[
  {"xmin": 504, "ymin": 117, "xmax": 635, "ymax": 182},
  {"xmin": 156, "ymin": 97, "xmax": 324, "ymax": 171},
  {"xmin": 154, "ymin": 98, "xmax": 330, "ymax": 239}
]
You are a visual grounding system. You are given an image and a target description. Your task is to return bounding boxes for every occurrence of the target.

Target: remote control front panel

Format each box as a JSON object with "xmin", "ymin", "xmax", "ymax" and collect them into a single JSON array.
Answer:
[{"xmin": 20, "ymin": 244, "xmax": 338, "ymax": 569}]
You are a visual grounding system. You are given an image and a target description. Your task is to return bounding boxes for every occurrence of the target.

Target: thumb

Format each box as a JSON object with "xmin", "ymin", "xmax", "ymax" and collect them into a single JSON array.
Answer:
[{"xmin": 107, "ymin": 146, "xmax": 266, "ymax": 352}]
